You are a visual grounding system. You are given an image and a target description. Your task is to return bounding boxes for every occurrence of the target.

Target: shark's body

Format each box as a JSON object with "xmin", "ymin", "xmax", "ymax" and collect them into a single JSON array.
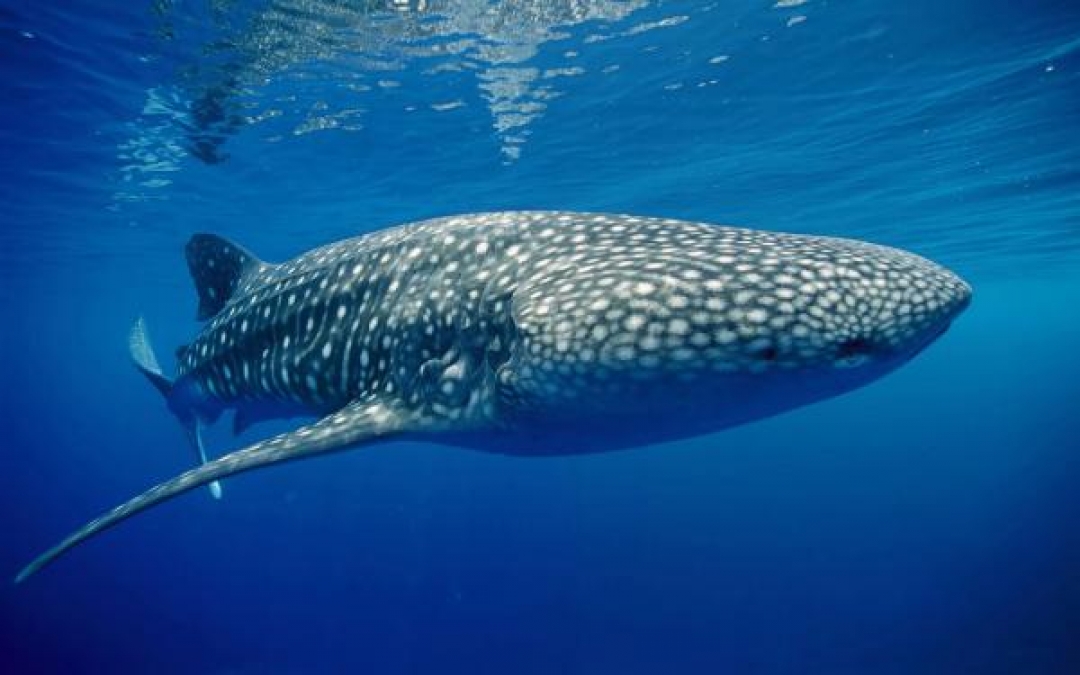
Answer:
[{"xmin": 18, "ymin": 211, "xmax": 971, "ymax": 582}]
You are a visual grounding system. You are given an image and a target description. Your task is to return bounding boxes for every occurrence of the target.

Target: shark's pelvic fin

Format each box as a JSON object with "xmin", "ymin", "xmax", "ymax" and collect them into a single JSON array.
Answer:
[
  {"xmin": 185, "ymin": 233, "xmax": 269, "ymax": 321},
  {"xmin": 15, "ymin": 397, "xmax": 413, "ymax": 584},
  {"xmin": 187, "ymin": 421, "xmax": 223, "ymax": 500},
  {"xmin": 233, "ymin": 409, "xmax": 253, "ymax": 436}
]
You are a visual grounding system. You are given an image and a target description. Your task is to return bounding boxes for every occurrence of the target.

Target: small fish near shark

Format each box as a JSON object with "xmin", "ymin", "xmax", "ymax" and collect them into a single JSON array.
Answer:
[{"xmin": 16, "ymin": 211, "xmax": 971, "ymax": 582}]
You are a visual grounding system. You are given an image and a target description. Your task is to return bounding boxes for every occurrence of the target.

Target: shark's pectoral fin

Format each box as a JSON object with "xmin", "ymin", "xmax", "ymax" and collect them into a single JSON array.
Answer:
[{"xmin": 16, "ymin": 396, "xmax": 414, "ymax": 584}]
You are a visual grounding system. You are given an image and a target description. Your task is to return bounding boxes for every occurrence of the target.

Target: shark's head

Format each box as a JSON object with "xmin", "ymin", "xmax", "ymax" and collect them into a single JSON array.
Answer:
[
  {"xmin": 687, "ymin": 236, "xmax": 972, "ymax": 416},
  {"xmin": 499, "ymin": 230, "xmax": 973, "ymax": 444},
  {"xmin": 744, "ymin": 239, "xmax": 970, "ymax": 374},
  {"xmin": 459, "ymin": 223, "xmax": 973, "ymax": 451}
]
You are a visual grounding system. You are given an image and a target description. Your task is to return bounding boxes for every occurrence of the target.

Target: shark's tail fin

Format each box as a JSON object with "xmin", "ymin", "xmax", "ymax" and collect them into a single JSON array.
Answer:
[
  {"xmin": 128, "ymin": 317, "xmax": 223, "ymax": 500},
  {"xmin": 129, "ymin": 317, "xmax": 171, "ymax": 397}
]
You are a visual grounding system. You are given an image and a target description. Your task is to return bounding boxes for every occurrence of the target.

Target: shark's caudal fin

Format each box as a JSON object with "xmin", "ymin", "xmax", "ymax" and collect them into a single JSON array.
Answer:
[
  {"xmin": 16, "ymin": 397, "xmax": 414, "ymax": 583},
  {"xmin": 129, "ymin": 317, "xmax": 222, "ymax": 499},
  {"xmin": 128, "ymin": 317, "xmax": 171, "ymax": 398},
  {"xmin": 186, "ymin": 234, "xmax": 269, "ymax": 321}
]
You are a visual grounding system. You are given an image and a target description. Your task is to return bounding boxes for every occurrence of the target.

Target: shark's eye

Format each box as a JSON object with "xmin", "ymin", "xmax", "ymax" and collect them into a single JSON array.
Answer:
[
  {"xmin": 753, "ymin": 344, "xmax": 779, "ymax": 362},
  {"xmin": 835, "ymin": 338, "xmax": 873, "ymax": 368},
  {"xmin": 838, "ymin": 338, "xmax": 871, "ymax": 358}
]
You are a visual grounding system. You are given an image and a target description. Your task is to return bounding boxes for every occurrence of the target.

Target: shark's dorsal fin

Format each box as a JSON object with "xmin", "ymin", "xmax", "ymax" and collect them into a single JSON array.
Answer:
[
  {"xmin": 15, "ymin": 396, "xmax": 416, "ymax": 583},
  {"xmin": 185, "ymin": 234, "xmax": 268, "ymax": 320}
]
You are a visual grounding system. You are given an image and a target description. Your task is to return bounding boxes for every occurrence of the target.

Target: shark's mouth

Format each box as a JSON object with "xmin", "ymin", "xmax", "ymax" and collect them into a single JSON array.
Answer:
[{"xmin": 906, "ymin": 321, "xmax": 953, "ymax": 362}]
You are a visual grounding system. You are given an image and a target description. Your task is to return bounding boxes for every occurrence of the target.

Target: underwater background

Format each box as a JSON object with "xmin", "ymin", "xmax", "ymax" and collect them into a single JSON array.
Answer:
[{"xmin": 2, "ymin": 0, "xmax": 1079, "ymax": 672}]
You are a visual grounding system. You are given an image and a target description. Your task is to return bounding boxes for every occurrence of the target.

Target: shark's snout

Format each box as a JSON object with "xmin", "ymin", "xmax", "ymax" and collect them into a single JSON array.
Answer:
[
  {"xmin": 897, "ymin": 262, "xmax": 971, "ymax": 359},
  {"xmin": 944, "ymin": 270, "xmax": 973, "ymax": 319},
  {"xmin": 841, "ymin": 246, "xmax": 971, "ymax": 367},
  {"xmin": 723, "ymin": 238, "xmax": 974, "ymax": 374}
]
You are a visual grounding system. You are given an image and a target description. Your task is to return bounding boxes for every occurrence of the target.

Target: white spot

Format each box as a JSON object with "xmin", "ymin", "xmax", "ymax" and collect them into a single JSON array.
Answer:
[
  {"xmin": 668, "ymin": 295, "xmax": 689, "ymax": 309},
  {"xmin": 669, "ymin": 318, "xmax": 691, "ymax": 335},
  {"xmin": 735, "ymin": 290, "xmax": 755, "ymax": 305},
  {"xmin": 639, "ymin": 335, "xmax": 661, "ymax": 351},
  {"xmin": 746, "ymin": 309, "xmax": 769, "ymax": 323},
  {"xmin": 716, "ymin": 329, "xmax": 737, "ymax": 344}
]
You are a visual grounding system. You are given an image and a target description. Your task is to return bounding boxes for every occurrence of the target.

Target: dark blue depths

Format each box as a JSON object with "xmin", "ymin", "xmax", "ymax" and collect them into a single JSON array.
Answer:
[{"xmin": 2, "ymin": 0, "xmax": 1079, "ymax": 673}]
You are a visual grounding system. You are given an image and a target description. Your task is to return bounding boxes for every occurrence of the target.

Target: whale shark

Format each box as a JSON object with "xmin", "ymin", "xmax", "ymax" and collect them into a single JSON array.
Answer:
[{"xmin": 16, "ymin": 211, "xmax": 971, "ymax": 582}]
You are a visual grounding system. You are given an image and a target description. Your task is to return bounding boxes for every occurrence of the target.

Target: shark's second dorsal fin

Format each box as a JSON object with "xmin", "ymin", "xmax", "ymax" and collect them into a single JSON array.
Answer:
[
  {"xmin": 185, "ymin": 234, "xmax": 267, "ymax": 320},
  {"xmin": 15, "ymin": 396, "xmax": 418, "ymax": 583}
]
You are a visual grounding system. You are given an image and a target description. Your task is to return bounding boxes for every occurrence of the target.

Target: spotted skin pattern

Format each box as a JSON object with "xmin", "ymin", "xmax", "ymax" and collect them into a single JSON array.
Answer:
[
  {"xmin": 182, "ymin": 211, "xmax": 969, "ymax": 448},
  {"xmin": 16, "ymin": 211, "xmax": 971, "ymax": 581}
]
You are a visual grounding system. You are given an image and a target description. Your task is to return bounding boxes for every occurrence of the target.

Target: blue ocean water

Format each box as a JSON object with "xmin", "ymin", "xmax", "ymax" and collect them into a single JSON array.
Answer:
[{"xmin": 2, "ymin": 0, "xmax": 1079, "ymax": 672}]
